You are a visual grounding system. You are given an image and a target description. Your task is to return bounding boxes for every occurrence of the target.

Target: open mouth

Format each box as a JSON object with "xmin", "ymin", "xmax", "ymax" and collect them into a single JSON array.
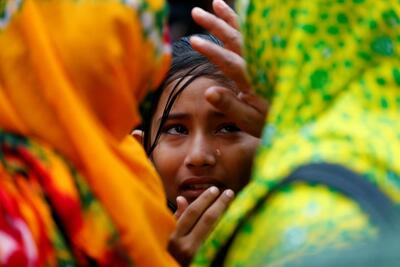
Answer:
[
  {"xmin": 181, "ymin": 183, "xmax": 217, "ymax": 191},
  {"xmin": 178, "ymin": 178, "xmax": 226, "ymax": 202}
]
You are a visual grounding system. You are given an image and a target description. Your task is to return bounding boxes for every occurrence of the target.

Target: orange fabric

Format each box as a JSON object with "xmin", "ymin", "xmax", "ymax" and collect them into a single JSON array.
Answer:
[{"xmin": 0, "ymin": 0, "xmax": 177, "ymax": 266}]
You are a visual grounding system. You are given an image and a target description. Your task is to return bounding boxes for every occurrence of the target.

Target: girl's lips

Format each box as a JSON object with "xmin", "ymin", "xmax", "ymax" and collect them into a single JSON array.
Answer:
[
  {"xmin": 179, "ymin": 177, "xmax": 225, "ymax": 190},
  {"xmin": 178, "ymin": 177, "xmax": 226, "ymax": 202},
  {"xmin": 182, "ymin": 183, "xmax": 216, "ymax": 190}
]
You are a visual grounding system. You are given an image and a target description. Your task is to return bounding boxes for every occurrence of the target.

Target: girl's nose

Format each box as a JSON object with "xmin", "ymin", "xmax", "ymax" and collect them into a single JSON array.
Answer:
[{"xmin": 184, "ymin": 134, "xmax": 217, "ymax": 168}]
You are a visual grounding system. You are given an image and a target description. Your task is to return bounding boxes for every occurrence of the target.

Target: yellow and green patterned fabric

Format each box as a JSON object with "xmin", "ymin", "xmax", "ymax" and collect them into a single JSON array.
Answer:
[{"xmin": 193, "ymin": 0, "xmax": 400, "ymax": 266}]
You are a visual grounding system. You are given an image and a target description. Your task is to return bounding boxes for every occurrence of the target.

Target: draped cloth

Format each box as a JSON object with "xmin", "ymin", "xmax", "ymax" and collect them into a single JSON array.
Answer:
[
  {"xmin": 193, "ymin": 0, "xmax": 400, "ymax": 266},
  {"xmin": 0, "ymin": 0, "xmax": 178, "ymax": 266}
]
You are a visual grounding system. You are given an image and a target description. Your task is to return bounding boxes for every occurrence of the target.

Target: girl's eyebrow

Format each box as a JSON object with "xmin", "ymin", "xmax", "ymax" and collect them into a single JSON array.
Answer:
[
  {"xmin": 157, "ymin": 113, "xmax": 190, "ymax": 124},
  {"xmin": 157, "ymin": 111, "xmax": 227, "ymax": 125},
  {"xmin": 210, "ymin": 111, "xmax": 226, "ymax": 118}
]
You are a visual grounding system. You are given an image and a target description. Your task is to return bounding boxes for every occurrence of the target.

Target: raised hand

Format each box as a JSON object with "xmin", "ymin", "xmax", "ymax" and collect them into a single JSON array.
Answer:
[{"xmin": 191, "ymin": 0, "xmax": 268, "ymax": 138}]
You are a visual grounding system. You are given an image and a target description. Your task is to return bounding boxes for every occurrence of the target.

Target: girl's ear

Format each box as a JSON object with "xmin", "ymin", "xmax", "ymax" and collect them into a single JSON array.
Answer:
[{"xmin": 131, "ymin": 129, "xmax": 144, "ymax": 145}]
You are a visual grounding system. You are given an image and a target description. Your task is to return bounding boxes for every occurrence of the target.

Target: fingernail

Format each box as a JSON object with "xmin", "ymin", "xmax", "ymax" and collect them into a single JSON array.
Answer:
[
  {"xmin": 210, "ymin": 186, "xmax": 219, "ymax": 195},
  {"xmin": 192, "ymin": 7, "xmax": 206, "ymax": 15},
  {"xmin": 215, "ymin": 0, "xmax": 226, "ymax": 8},
  {"xmin": 205, "ymin": 88, "xmax": 221, "ymax": 103},
  {"xmin": 225, "ymin": 189, "xmax": 234, "ymax": 198},
  {"xmin": 190, "ymin": 36, "xmax": 205, "ymax": 46}
]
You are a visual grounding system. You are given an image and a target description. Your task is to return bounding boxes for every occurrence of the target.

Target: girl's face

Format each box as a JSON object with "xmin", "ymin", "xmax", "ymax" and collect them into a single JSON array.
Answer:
[{"xmin": 150, "ymin": 77, "xmax": 259, "ymax": 204}]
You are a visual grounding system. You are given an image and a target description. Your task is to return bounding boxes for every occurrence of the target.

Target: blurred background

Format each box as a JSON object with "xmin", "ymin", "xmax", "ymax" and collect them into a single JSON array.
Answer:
[{"xmin": 168, "ymin": 0, "xmax": 234, "ymax": 40}]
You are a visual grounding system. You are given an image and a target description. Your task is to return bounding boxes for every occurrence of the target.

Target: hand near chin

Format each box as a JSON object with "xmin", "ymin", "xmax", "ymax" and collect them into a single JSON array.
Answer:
[
  {"xmin": 168, "ymin": 187, "xmax": 234, "ymax": 266},
  {"xmin": 191, "ymin": 0, "xmax": 268, "ymax": 138}
]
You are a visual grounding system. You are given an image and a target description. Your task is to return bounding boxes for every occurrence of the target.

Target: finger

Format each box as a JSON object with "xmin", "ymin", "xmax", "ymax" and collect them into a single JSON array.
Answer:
[
  {"xmin": 190, "ymin": 36, "xmax": 250, "ymax": 92},
  {"xmin": 174, "ymin": 196, "xmax": 189, "ymax": 220},
  {"xmin": 191, "ymin": 7, "xmax": 242, "ymax": 54},
  {"xmin": 238, "ymin": 92, "xmax": 269, "ymax": 116},
  {"xmin": 212, "ymin": 0, "xmax": 239, "ymax": 30},
  {"xmin": 205, "ymin": 87, "xmax": 265, "ymax": 137},
  {"xmin": 188, "ymin": 189, "xmax": 234, "ymax": 247},
  {"xmin": 174, "ymin": 186, "xmax": 220, "ymax": 236}
]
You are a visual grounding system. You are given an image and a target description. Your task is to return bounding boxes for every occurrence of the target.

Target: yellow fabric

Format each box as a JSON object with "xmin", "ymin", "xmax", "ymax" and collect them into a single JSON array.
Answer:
[
  {"xmin": 224, "ymin": 184, "xmax": 375, "ymax": 266},
  {"xmin": 0, "ymin": 0, "xmax": 177, "ymax": 266},
  {"xmin": 193, "ymin": 0, "xmax": 400, "ymax": 266}
]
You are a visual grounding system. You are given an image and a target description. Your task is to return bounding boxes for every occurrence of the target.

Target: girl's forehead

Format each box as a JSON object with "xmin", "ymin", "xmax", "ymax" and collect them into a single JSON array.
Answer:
[
  {"xmin": 159, "ymin": 77, "xmax": 214, "ymax": 106},
  {"xmin": 153, "ymin": 77, "xmax": 222, "ymax": 119},
  {"xmin": 162, "ymin": 74, "xmax": 237, "ymax": 98}
]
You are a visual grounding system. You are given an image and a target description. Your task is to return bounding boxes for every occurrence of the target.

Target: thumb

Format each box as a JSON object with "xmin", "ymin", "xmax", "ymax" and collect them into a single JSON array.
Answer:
[{"xmin": 205, "ymin": 86, "xmax": 265, "ymax": 137}]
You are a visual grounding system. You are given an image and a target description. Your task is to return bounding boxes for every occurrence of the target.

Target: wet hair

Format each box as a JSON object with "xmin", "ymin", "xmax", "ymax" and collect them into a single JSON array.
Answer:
[{"xmin": 141, "ymin": 34, "xmax": 234, "ymax": 156}]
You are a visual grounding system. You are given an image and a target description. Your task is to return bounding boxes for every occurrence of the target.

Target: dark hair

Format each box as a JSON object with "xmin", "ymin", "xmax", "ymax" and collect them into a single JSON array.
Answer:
[{"xmin": 141, "ymin": 34, "xmax": 234, "ymax": 156}]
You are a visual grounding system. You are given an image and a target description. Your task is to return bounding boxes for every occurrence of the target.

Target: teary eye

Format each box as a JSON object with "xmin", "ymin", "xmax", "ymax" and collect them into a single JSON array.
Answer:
[
  {"xmin": 217, "ymin": 123, "xmax": 241, "ymax": 134},
  {"xmin": 163, "ymin": 124, "xmax": 188, "ymax": 135}
]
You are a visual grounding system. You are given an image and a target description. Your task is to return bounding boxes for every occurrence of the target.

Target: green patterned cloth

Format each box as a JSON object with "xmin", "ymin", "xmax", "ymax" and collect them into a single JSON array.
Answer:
[{"xmin": 193, "ymin": 0, "xmax": 400, "ymax": 266}]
